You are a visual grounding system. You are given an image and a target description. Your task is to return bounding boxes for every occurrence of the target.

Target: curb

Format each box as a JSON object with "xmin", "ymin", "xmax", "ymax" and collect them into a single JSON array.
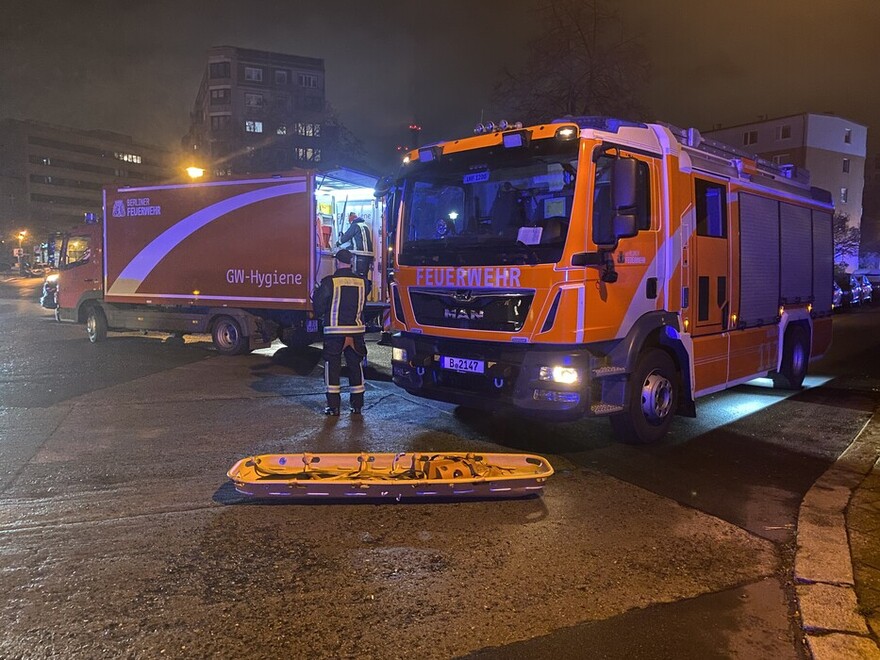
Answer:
[{"xmin": 795, "ymin": 408, "xmax": 880, "ymax": 659}]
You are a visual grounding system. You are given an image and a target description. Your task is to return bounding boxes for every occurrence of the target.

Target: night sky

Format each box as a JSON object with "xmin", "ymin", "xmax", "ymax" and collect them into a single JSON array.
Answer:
[{"xmin": 3, "ymin": 0, "xmax": 878, "ymax": 172}]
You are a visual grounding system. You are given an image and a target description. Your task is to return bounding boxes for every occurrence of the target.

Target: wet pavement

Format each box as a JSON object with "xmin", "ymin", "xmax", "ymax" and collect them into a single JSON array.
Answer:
[{"xmin": 1, "ymin": 275, "xmax": 879, "ymax": 658}]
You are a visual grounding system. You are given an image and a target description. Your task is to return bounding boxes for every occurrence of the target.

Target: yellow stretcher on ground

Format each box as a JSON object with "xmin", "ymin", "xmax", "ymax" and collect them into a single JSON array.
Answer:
[{"xmin": 227, "ymin": 452, "xmax": 554, "ymax": 500}]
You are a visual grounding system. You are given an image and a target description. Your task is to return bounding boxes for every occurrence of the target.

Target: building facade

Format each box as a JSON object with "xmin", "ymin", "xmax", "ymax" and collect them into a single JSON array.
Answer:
[
  {"xmin": 0, "ymin": 118, "xmax": 174, "ymax": 242},
  {"xmin": 705, "ymin": 113, "xmax": 867, "ymax": 271},
  {"xmin": 183, "ymin": 46, "xmax": 332, "ymax": 176}
]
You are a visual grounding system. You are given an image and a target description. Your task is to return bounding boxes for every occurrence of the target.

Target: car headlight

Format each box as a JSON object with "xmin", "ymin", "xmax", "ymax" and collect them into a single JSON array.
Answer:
[
  {"xmin": 539, "ymin": 366, "xmax": 579, "ymax": 384},
  {"xmin": 392, "ymin": 347, "xmax": 408, "ymax": 362}
]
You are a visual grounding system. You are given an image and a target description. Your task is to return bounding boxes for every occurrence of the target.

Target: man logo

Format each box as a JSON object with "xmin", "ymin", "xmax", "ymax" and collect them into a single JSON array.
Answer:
[
  {"xmin": 444, "ymin": 307, "xmax": 484, "ymax": 320},
  {"xmin": 112, "ymin": 200, "xmax": 126, "ymax": 218}
]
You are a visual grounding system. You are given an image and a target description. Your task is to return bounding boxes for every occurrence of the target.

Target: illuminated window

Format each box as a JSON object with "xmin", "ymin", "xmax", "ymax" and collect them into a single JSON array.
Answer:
[
  {"xmin": 276, "ymin": 125, "xmax": 287, "ymax": 135},
  {"xmin": 295, "ymin": 147, "xmax": 322, "ymax": 162},
  {"xmin": 113, "ymin": 152, "xmax": 142, "ymax": 164},
  {"xmin": 294, "ymin": 122, "xmax": 322, "ymax": 137},
  {"xmin": 844, "ymin": 128, "xmax": 852, "ymax": 144},
  {"xmin": 209, "ymin": 61, "xmax": 230, "ymax": 79},
  {"xmin": 841, "ymin": 187, "xmax": 848, "ymax": 203},
  {"xmin": 244, "ymin": 67, "xmax": 263, "ymax": 82},
  {"xmin": 245, "ymin": 121, "xmax": 263, "ymax": 133},
  {"xmin": 843, "ymin": 158, "xmax": 850, "ymax": 174},
  {"xmin": 244, "ymin": 93, "xmax": 263, "ymax": 108},
  {"xmin": 742, "ymin": 130, "xmax": 758, "ymax": 146},
  {"xmin": 298, "ymin": 73, "xmax": 318, "ymax": 88},
  {"xmin": 775, "ymin": 125, "xmax": 791, "ymax": 140}
]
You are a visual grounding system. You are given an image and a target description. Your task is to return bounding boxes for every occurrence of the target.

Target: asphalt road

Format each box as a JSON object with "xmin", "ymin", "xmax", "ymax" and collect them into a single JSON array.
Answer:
[{"xmin": 1, "ymin": 275, "xmax": 878, "ymax": 659}]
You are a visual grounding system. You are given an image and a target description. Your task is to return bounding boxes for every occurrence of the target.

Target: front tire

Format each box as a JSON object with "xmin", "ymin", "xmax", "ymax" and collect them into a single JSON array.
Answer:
[
  {"xmin": 610, "ymin": 349, "xmax": 679, "ymax": 445},
  {"xmin": 212, "ymin": 315, "xmax": 248, "ymax": 355},
  {"xmin": 772, "ymin": 326, "xmax": 809, "ymax": 389},
  {"xmin": 86, "ymin": 306, "xmax": 107, "ymax": 343}
]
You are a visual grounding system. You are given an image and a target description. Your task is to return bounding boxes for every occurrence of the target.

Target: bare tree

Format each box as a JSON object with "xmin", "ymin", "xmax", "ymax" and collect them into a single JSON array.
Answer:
[
  {"xmin": 833, "ymin": 212, "xmax": 860, "ymax": 273},
  {"xmin": 492, "ymin": 0, "xmax": 649, "ymax": 124}
]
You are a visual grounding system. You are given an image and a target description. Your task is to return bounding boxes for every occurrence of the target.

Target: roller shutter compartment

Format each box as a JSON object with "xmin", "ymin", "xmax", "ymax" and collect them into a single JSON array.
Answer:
[
  {"xmin": 812, "ymin": 210, "xmax": 833, "ymax": 313},
  {"xmin": 780, "ymin": 203, "xmax": 813, "ymax": 304},
  {"xmin": 739, "ymin": 193, "xmax": 780, "ymax": 327}
]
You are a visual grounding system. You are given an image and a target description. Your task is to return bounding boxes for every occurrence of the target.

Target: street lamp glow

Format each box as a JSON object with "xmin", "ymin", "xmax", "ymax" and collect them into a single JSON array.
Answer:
[{"xmin": 186, "ymin": 166, "xmax": 205, "ymax": 179}]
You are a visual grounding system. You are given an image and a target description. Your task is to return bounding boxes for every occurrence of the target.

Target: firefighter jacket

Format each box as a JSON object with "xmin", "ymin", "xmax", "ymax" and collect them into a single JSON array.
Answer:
[
  {"xmin": 337, "ymin": 218, "xmax": 374, "ymax": 257},
  {"xmin": 312, "ymin": 267, "xmax": 372, "ymax": 335}
]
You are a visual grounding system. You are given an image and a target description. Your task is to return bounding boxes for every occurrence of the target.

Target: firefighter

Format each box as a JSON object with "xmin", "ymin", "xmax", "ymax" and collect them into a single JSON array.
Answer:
[
  {"xmin": 336, "ymin": 211, "xmax": 374, "ymax": 278},
  {"xmin": 311, "ymin": 249, "xmax": 371, "ymax": 416}
]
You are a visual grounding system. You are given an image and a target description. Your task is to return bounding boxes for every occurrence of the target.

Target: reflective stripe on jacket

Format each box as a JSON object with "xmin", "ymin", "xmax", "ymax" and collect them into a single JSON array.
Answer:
[{"xmin": 312, "ymin": 269, "xmax": 370, "ymax": 334}]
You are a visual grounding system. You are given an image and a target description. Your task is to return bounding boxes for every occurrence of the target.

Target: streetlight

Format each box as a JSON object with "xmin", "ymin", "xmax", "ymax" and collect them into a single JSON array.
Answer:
[{"xmin": 17, "ymin": 230, "xmax": 27, "ymax": 275}]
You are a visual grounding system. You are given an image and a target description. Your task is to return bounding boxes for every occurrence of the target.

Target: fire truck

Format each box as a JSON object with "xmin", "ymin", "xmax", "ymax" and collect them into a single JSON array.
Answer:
[
  {"xmin": 49, "ymin": 169, "xmax": 384, "ymax": 354},
  {"xmin": 386, "ymin": 117, "xmax": 834, "ymax": 443}
]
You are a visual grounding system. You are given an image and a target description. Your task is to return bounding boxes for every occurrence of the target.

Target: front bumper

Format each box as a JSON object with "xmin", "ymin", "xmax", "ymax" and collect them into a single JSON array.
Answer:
[{"xmin": 391, "ymin": 332, "xmax": 621, "ymax": 421}]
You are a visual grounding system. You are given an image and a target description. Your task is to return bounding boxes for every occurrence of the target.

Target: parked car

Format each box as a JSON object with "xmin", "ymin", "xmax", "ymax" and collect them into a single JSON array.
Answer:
[
  {"xmin": 834, "ymin": 273, "xmax": 861, "ymax": 308},
  {"xmin": 832, "ymin": 280, "xmax": 844, "ymax": 311},
  {"xmin": 859, "ymin": 275, "xmax": 873, "ymax": 304}
]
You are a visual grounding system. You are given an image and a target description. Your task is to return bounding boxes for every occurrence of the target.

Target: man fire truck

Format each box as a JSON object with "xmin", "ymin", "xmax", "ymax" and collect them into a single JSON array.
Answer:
[{"xmin": 386, "ymin": 117, "xmax": 833, "ymax": 444}]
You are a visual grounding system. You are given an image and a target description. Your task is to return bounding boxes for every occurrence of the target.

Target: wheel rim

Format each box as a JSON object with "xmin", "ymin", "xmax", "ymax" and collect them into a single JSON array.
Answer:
[
  {"xmin": 641, "ymin": 370, "xmax": 674, "ymax": 424},
  {"xmin": 215, "ymin": 322, "xmax": 238, "ymax": 350},
  {"xmin": 86, "ymin": 314, "xmax": 96, "ymax": 339}
]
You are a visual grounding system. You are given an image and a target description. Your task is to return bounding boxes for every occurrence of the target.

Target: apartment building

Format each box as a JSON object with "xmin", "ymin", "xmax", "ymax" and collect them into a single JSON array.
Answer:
[
  {"xmin": 705, "ymin": 113, "xmax": 867, "ymax": 270},
  {"xmin": 0, "ymin": 118, "xmax": 174, "ymax": 240},
  {"xmin": 182, "ymin": 46, "xmax": 332, "ymax": 176}
]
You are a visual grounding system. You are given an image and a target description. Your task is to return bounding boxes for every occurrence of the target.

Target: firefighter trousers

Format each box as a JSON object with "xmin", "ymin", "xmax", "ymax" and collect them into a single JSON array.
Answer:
[{"xmin": 323, "ymin": 333, "xmax": 367, "ymax": 409}]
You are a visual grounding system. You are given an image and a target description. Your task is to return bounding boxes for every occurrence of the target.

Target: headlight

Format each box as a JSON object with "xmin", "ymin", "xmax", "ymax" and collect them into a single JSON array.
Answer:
[
  {"xmin": 46, "ymin": 273, "xmax": 59, "ymax": 283},
  {"xmin": 392, "ymin": 347, "xmax": 408, "ymax": 362},
  {"xmin": 539, "ymin": 366, "xmax": 579, "ymax": 384}
]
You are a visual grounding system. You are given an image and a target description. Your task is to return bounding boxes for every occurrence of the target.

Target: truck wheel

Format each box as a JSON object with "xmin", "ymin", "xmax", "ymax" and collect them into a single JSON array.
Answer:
[
  {"xmin": 86, "ymin": 306, "xmax": 107, "ymax": 343},
  {"xmin": 212, "ymin": 316, "xmax": 248, "ymax": 355},
  {"xmin": 610, "ymin": 349, "xmax": 678, "ymax": 445},
  {"xmin": 771, "ymin": 326, "xmax": 809, "ymax": 390}
]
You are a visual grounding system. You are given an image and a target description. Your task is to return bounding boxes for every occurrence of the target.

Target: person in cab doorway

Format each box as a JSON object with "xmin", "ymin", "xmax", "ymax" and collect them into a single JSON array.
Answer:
[
  {"xmin": 311, "ymin": 249, "xmax": 371, "ymax": 416},
  {"xmin": 336, "ymin": 211, "xmax": 374, "ymax": 277}
]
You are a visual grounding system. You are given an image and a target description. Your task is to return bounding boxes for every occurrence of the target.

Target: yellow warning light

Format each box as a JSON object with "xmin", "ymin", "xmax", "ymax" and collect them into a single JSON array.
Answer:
[
  {"xmin": 683, "ymin": 319, "xmax": 690, "ymax": 331},
  {"xmin": 731, "ymin": 314, "xmax": 737, "ymax": 325},
  {"xmin": 779, "ymin": 306, "xmax": 785, "ymax": 317},
  {"xmin": 193, "ymin": 290, "xmax": 200, "ymax": 296},
  {"xmin": 807, "ymin": 303, "xmax": 813, "ymax": 313}
]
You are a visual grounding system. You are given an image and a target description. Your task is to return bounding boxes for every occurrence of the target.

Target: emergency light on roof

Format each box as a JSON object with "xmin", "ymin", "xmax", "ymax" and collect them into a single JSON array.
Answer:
[{"xmin": 474, "ymin": 120, "xmax": 523, "ymax": 135}]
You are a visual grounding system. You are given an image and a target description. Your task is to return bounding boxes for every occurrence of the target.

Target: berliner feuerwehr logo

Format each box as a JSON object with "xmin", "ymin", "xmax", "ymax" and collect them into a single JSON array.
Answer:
[{"xmin": 112, "ymin": 200, "xmax": 126, "ymax": 218}]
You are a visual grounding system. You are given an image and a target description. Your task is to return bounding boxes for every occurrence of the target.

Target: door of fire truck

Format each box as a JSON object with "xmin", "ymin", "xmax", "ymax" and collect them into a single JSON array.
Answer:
[
  {"xmin": 56, "ymin": 224, "xmax": 102, "ymax": 312},
  {"xmin": 690, "ymin": 176, "xmax": 731, "ymax": 391}
]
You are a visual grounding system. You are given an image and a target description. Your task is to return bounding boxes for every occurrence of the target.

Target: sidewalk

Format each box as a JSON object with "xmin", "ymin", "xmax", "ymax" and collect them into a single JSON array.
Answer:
[{"xmin": 795, "ymin": 406, "xmax": 880, "ymax": 658}]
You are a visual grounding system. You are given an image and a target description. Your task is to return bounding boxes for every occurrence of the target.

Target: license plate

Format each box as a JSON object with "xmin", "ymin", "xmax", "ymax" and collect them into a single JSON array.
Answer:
[{"xmin": 440, "ymin": 356, "xmax": 485, "ymax": 374}]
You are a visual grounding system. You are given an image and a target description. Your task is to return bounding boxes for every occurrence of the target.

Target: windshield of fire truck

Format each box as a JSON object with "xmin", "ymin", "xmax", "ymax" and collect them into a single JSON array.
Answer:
[{"xmin": 398, "ymin": 139, "xmax": 578, "ymax": 266}]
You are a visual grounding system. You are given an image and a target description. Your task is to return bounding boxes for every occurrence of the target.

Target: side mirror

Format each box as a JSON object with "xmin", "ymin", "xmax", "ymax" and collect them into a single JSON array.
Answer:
[
  {"xmin": 572, "ymin": 252, "xmax": 603, "ymax": 267},
  {"xmin": 612, "ymin": 158, "xmax": 638, "ymax": 210}
]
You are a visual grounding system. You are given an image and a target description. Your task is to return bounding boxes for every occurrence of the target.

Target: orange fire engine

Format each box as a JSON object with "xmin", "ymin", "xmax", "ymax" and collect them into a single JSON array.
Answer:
[{"xmin": 387, "ymin": 117, "xmax": 833, "ymax": 443}]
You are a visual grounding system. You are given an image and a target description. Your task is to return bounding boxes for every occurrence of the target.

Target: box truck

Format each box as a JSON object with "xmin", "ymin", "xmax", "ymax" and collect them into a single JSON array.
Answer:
[{"xmin": 49, "ymin": 168, "xmax": 385, "ymax": 353}]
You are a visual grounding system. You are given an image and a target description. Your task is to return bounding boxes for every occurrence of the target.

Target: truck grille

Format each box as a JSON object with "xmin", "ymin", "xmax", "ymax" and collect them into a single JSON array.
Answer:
[{"xmin": 409, "ymin": 289, "xmax": 534, "ymax": 332}]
